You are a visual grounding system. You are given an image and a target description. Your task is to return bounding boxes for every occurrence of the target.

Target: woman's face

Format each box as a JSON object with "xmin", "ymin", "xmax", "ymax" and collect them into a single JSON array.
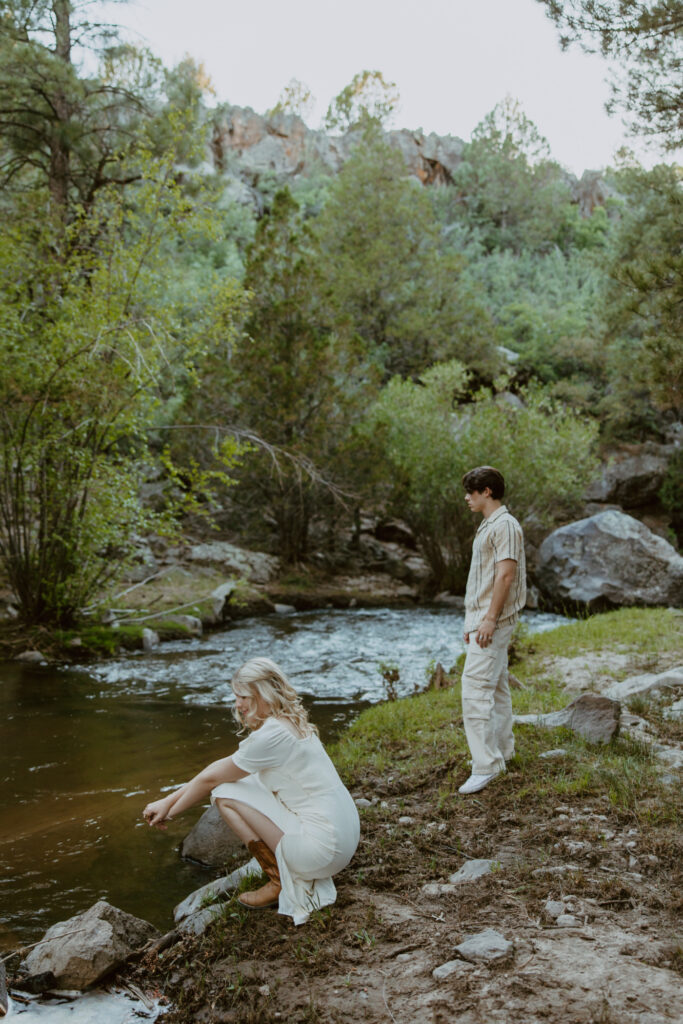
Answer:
[{"xmin": 233, "ymin": 688, "xmax": 271, "ymax": 727}]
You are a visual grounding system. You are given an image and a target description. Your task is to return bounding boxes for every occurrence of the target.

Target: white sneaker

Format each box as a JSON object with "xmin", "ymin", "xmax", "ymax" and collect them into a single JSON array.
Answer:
[{"xmin": 458, "ymin": 772, "xmax": 499, "ymax": 794}]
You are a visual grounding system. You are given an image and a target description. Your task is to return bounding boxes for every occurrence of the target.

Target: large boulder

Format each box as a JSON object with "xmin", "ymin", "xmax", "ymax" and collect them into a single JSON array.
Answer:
[
  {"xmin": 21, "ymin": 900, "xmax": 158, "ymax": 990},
  {"xmin": 180, "ymin": 804, "xmax": 244, "ymax": 866},
  {"xmin": 584, "ymin": 442, "xmax": 675, "ymax": 508},
  {"xmin": 185, "ymin": 541, "xmax": 280, "ymax": 584},
  {"xmin": 536, "ymin": 510, "xmax": 683, "ymax": 610}
]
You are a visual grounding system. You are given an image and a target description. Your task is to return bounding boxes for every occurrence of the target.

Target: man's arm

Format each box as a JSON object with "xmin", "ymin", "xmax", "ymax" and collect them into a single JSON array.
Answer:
[{"xmin": 474, "ymin": 558, "xmax": 517, "ymax": 648}]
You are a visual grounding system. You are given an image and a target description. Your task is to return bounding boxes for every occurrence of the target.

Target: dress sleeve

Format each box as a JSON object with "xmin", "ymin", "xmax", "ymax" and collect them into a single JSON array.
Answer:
[
  {"xmin": 490, "ymin": 517, "xmax": 522, "ymax": 564},
  {"xmin": 231, "ymin": 718, "xmax": 295, "ymax": 774}
]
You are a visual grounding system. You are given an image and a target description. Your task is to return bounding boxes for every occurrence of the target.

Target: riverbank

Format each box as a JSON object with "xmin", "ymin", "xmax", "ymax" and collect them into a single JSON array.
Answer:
[{"xmin": 116, "ymin": 607, "xmax": 682, "ymax": 1024}]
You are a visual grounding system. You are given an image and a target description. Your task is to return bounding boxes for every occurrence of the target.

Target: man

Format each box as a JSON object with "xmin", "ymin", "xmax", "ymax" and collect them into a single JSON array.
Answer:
[{"xmin": 458, "ymin": 466, "xmax": 526, "ymax": 795}]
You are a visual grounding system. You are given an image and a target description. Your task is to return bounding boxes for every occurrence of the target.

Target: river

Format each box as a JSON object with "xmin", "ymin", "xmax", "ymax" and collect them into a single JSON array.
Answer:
[{"xmin": 0, "ymin": 606, "xmax": 568, "ymax": 951}]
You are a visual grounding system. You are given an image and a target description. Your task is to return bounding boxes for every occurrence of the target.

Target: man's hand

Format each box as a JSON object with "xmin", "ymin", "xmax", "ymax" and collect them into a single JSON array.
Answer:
[{"xmin": 474, "ymin": 617, "xmax": 496, "ymax": 648}]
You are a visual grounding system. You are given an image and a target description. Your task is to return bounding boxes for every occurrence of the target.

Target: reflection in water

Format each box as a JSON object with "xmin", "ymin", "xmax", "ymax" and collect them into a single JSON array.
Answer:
[{"xmin": 0, "ymin": 606, "xmax": 568, "ymax": 948}]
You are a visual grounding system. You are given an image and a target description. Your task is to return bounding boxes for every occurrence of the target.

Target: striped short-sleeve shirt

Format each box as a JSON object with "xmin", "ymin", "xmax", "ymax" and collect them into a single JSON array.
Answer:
[{"xmin": 464, "ymin": 505, "xmax": 526, "ymax": 633}]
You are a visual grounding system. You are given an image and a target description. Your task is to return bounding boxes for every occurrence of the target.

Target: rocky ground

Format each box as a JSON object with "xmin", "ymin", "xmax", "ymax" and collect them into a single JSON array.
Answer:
[{"xmin": 116, "ymin": 613, "xmax": 682, "ymax": 1024}]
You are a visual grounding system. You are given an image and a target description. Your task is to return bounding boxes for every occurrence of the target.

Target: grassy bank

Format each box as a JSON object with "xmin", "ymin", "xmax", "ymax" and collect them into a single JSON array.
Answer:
[{"xmin": 131, "ymin": 607, "xmax": 682, "ymax": 1024}]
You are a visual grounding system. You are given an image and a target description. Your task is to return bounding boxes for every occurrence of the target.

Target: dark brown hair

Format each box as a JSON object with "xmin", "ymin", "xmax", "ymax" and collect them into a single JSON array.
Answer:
[{"xmin": 461, "ymin": 466, "xmax": 505, "ymax": 500}]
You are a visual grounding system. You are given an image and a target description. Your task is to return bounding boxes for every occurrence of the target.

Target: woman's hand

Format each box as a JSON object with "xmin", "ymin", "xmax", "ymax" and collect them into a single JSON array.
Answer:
[{"xmin": 143, "ymin": 796, "xmax": 173, "ymax": 829}]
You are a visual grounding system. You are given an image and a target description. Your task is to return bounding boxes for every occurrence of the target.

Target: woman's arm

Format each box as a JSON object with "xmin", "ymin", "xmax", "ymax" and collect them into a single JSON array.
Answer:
[{"xmin": 143, "ymin": 755, "xmax": 248, "ymax": 828}]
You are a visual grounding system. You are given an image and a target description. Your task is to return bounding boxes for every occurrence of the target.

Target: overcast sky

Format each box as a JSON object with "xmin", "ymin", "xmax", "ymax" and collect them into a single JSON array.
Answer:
[{"xmin": 106, "ymin": 0, "xmax": 668, "ymax": 176}]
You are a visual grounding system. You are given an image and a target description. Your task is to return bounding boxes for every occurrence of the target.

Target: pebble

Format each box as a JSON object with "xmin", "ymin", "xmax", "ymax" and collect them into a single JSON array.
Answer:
[
  {"xmin": 455, "ymin": 928, "xmax": 512, "ymax": 963},
  {"xmin": 398, "ymin": 816, "xmax": 415, "ymax": 825},
  {"xmin": 555, "ymin": 914, "xmax": 581, "ymax": 927},
  {"xmin": 432, "ymin": 959, "xmax": 475, "ymax": 981},
  {"xmin": 354, "ymin": 798, "xmax": 372, "ymax": 808},
  {"xmin": 540, "ymin": 748, "xmax": 567, "ymax": 759},
  {"xmin": 448, "ymin": 859, "xmax": 497, "ymax": 884},
  {"xmin": 544, "ymin": 900, "xmax": 564, "ymax": 920}
]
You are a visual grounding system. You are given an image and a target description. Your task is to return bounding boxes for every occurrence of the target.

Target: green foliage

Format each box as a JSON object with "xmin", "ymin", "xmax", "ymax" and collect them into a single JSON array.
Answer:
[
  {"xmin": 537, "ymin": 0, "xmax": 683, "ymax": 149},
  {"xmin": 323, "ymin": 70, "xmax": 399, "ymax": 132},
  {"xmin": 365, "ymin": 363, "xmax": 599, "ymax": 589},
  {"xmin": 0, "ymin": 149, "xmax": 244, "ymax": 625},
  {"xmin": 268, "ymin": 78, "xmax": 315, "ymax": 122},
  {"xmin": 602, "ymin": 163, "xmax": 683, "ymax": 424},
  {"xmin": 316, "ymin": 127, "xmax": 500, "ymax": 380},
  {"xmin": 445, "ymin": 98, "xmax": 577, "ymax": 255}
]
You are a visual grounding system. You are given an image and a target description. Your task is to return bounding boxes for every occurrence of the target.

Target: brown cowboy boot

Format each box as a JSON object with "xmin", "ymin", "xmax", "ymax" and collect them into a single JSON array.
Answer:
[{"xmin": 239, "ymin": 840, "xmax": 282, "ymax": 909}]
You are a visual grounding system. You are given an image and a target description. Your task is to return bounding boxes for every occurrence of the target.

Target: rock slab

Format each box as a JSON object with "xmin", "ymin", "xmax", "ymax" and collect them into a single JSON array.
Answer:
[
  {"xmin": 21, "ymin": 900, "xmax": 159, "ymax": 990},
  {"xmin": 536, "ymin": 510, "xmax": 683, "ymax": 609},
  {"xmin": 455, "ymin": 928, "xmax": 512, "ymax": 963},
  {"xmin": 448, "ymin": 859, "xmax": 497, "ymax": 884},
  {"xmin": 514, "ymin": 692, "xmax": 620, "ymax": 744},
  {"xmin": 0, "ymin": 959, "xmax": 6, "ymax": 1017},
  {"xmin": 180, "ymin": 804, "xmax": 244, "ymax": 866},
  {"xmin": 605, "ymin": 666, "xmax": 683, "ymax": 702},
  {"xmin": 174, "ymin": 858, "xmax": 260, "ymax": 923}
]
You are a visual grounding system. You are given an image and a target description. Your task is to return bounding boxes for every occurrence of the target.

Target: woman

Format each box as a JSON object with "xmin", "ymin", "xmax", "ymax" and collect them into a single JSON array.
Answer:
[{"xmin": 143, "ymin": 657, "xmax": 360, "ymax": 925}]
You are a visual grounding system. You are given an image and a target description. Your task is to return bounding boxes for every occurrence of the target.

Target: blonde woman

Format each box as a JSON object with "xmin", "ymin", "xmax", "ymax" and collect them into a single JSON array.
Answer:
[{"xmin": 143, "ymin": 658, "xmax": 360, "ymax": 925}]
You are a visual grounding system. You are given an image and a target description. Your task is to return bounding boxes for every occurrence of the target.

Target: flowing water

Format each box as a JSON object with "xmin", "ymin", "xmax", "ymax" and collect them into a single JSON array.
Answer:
[{"xmin": 0, "ymin": 606, "xmax": 568, "ymax": 950}]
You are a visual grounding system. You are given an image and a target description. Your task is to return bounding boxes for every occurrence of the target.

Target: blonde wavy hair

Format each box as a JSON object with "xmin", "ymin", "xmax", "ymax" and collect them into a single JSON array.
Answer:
[{"xmin": 231, "ymin": 657, "xmax": 318, "ymax": 737}]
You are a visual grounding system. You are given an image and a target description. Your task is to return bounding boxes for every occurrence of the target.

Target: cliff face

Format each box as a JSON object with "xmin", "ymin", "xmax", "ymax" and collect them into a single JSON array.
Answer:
[
  {"xmin": 210, "ymin": 105, "xmax": 466, "ymax": 186},
  {"xmin": 208, "ymin": 104, "xmax": 612, "ymax": 212}
]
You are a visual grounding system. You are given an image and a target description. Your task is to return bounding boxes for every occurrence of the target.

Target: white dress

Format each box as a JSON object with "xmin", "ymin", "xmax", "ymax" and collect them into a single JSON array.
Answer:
[{"xmin": 211, "ymin": 717, "xmax": 360, "ymax": 925}]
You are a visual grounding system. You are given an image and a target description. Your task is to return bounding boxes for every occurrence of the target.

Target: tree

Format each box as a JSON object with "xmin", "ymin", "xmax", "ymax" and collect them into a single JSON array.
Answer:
[
  {"xmin": 191, "ymin": 189, "xmax": 365, "ymax": 562},
  {"xmin": 268, "ymin": 78, "xmax": 315, "ymax": 122},
  {"xmin": 365, "ymin": 363, "xmax": 599, "ymax": 590},
  {"xmin": 448, "ymin": 98, "xmax": 576, "ymax": 255},
  {"xmin": 0, "ymin": 153, "xmax": 245, "ymax": 625},
  {"xmin": 315, "ymin": 127, "xmax": 501, "ymax": 380},
  {"xmin": 601, "ymin": 162, "xmax": 683, "ymax": 427},
  {"xmin": 324, "ymin": 70, "xmax": 399, "ymax": 132},
  {"xmin": 537, "ymin": 1, "xmax": 683, "ymax": 149}
]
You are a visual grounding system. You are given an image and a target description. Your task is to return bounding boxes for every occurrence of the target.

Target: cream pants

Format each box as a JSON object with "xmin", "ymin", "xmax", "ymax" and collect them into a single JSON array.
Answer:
[{"xmin": 461, "ymin": 621, "xmax": 515, "ymax": 775}]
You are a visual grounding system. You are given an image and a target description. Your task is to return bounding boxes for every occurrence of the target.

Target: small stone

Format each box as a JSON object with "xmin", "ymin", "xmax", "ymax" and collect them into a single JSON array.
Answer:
[
  {"xmin": 274, "ymin": 603, "xmax": 296, "ymax": 615},
  {"xmin": 16, "ymin": 650, "xmax": 45, "ymax": 664},
  {"xmin": 68, "ymin": 637, "xmax": 82, "ymax": 648},
  {"xmin": 448, "ymin": 859, "xmax": 497, "ymax": 884},
  {"xmin": 629, "ymin": 855, "xmax": 639, "ymax": 869},
  {"xmin": 142, "ymin": 628, "xmax": 159, "ymax": 651},
  {"xmin": 544, "ymin": 900, "xmax": 564, "ymax": 920},
  {"xmin": 555, "ymin": 914, "xmax": 581, "ymax": 927},
  {"xmin": 432, "ymin": 959, "xmax": 475, "ymax": 980},
  {"xmin": 532, "ymin": 864, "xmax": 581, "ymax": 877},
  {"xmin": 398, "ymin": 816, "xmax": 415, "ymax": 825},
  {"xmin": 554, "ymin": 806, "xmax": 571, "ymax": 814},
  {"xmin": 598, "ymin": 830, "xmax": 616, "ymax": 841},
  {"xmin": 540, "ymin": 748, "xmax": 567, "ymax": 759},
  {"xmin": 454, "ymin": 928, "xmax": 512, "ymax": 963},
  {"xmin": 355, "ymin": 798, "xmax": 372, "ymax": 808},
  {"xmin": 422, "ymin": 883, "xmax": 458, "ymax": 896},
  {"xmin": 258, "ymin": 984, "xmax": 270, "ymax": 996}
]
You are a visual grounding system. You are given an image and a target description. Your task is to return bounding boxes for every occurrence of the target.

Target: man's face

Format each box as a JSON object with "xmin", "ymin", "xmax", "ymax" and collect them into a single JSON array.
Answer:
[{"xmin": 464, "ymin": 488, "xmax": 489, "ymax": 514}]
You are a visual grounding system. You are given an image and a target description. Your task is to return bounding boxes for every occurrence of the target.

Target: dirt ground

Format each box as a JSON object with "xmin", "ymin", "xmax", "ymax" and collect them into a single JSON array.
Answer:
[{"xmin": 131, "ymin": 750, "xmax": 682, "ymax": 1024}]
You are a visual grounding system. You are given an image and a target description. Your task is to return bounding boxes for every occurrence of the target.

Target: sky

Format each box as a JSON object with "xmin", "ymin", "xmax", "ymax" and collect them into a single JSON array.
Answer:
[{"xmin": 103, "ymin": 0, "xmax": 668, "ymax": 176}]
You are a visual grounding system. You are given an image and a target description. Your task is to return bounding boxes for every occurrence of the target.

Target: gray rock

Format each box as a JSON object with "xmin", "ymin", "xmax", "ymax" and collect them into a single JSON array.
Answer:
[
  {"xmin": 434, "ymin": 591, "xmax": 465, "ymax": 608},
  {"xmin": 273, "ymin": 603, "xmax": 296, "ymax": 615},
  {"xmin": 180, "ymin": 804, "xmax": 244, "ymax": 866},
  {"xmin": 536, "ymin": 510, "xmax": 683, "ymax": 610},
  {"xmin": 174, "ymin": 858, "xmax": 260, "ymax": 922},
  {"xmin": 422, "ymin": 882, "xmax": 458, "ymax": 896},
  {"xmin": 585, "ymin": 443, "xmax": 675, "ymax": 508},
  {"xmin": 354, "ymin": 798, "xmax": 372, "ymax": 808},
  {"xmin": 555, "ymin": 913, "xmax": 581, "ymax": 927},
  {"xmin": 186, "ymin": 541, "xmax": 280, "ymax": 584},
  {"xmin": 178, "ymin": 905, "xmax": 224, "ymax": 936},
  {"xmin": 514, "ymin": 692, "xmax": 620, "ymax": 744},
  {"xmin": 454, "ymin": 928, "xmax": 512, "ymax": 963},
  {"xmin": 142, "ymin": 628, "xmax": 159, "ymax": 651},
  {"xmin": 167, "ymin": 613, "xmax": 202, "ymax": 636},
  {"xmin": 664, "ymin": 696, "xmax": 683, "ymax": 721},
  {"xmin": 432, "ymin": 959, "xmax": 475, "ymax": 981},
  {"xmin": 448, "ymin": 859, "xmax": 497, "ymax": 884},
  {"xmin": 532, "ymin": 864, "xmax": 581, "ymax": 876},
  {"xmin": 544, "ymin": 900, "xmax": 565, "ymax": 920},
  {"xmin": 605, "ymin": 666, "xmax": 683, "ymax": 702},
  {"xmin": 210, "ymin": 581, "xmax": 235, "ymax": 622},
  {"xmin": 0, "ymin": 958, "xmax": 6, "ymax": 1017},
  {"xmin": 539, "ymin": 748, "xmax": 568, "ymax": 759},
  {"xmin": 21, "ymin": 900, "xmax": 158, "ymax": 990},
  {"xmin": 398, "ymin": 815, "xmax": 415, "ymax": 825},
  {"xmin": 16, "ymin": 650, "xmax": 45, "ymax": 664}
]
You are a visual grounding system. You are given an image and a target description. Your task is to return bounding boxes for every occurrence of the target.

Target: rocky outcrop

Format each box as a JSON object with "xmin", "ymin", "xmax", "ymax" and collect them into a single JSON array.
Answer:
[
  {"xmin": 210, "ymin": 104, "xmax": 466, "ymax": 188},
  {"xmin": 536, "ymin": 510, "xmax": 683, "ymax": 610},
  {"xmin": 180, "ymin": 804, "xmax": 244, "ymax": 866},
  {"xmin": 585, "ymin": 442, "xmax": 676, "ymax": 508},
  {"xmin": 186, "ymin": 541, "xmax": 280, "ymax": 584},
  {"xmin": 21, "ymin": 900, "xmax": 158, "ymax": 990}
]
